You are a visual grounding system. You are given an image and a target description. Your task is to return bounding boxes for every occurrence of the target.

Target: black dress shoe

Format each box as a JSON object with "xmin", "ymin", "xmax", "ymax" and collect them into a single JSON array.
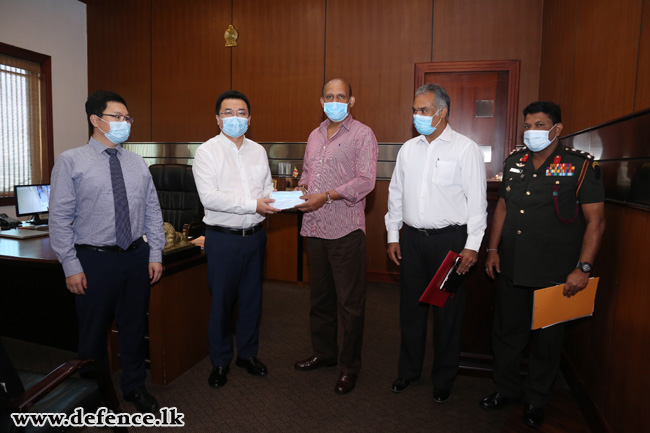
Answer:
[
  {"xmin": 391, "ymin": 378, "xmax": 411, "ymax": 393},
  {"xmin": 479, "ymin": 391, "xmax": 520, "ymax": 410},
  {"xmin": 523, "ymin": 405, "xmax": 544, "ymax": 428},
  {"xmin": 208, "ymin": 365, "xmax": 229, "ymax": 388},
  {"xmin": 433, "ymin": 388, "xmax": 451, "ymax": 403},
  {"xmin": 335, "ymin": 372, "xmax": 358, "ymax": 394},
  {"xmin": 294, "ymin": 355, "xmax": 337, "ymax": 371},
  {"xmin": 124, "ymin": 387, "xmax": 160, "ymax": 413},
  {"xmin": 235, "ymin": 357, "xmax": 268, "ymax": 376}
]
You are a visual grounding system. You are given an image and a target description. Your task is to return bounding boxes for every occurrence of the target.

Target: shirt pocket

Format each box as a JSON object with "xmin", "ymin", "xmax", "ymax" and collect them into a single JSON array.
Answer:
[
  {"xmin": 250, "ymin": 164, "xmax": 268, "ymax": 184},
  {"xmin": 432, "ymin": 160, "xmax": 457, "ymax": 185}
]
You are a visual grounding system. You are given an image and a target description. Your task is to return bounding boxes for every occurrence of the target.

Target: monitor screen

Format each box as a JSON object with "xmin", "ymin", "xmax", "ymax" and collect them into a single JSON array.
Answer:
[{"xmin": 14, "ymin": 184, "xmax": 50, "ymax": 217}]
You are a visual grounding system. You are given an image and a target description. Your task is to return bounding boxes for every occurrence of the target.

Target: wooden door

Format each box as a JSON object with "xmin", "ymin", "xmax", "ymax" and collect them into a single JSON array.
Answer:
[{"xmin": 422, "ymin": 71, "xmax": 506, "ymax": 180}]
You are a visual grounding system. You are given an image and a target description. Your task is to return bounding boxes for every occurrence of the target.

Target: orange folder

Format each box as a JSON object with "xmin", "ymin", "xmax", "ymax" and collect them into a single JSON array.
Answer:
[
  {"xmin": 532, "ymin": 277, "xmax": 599, "ymax": 330},
  {"xmin": 419, "ymin": 251, "xmax": 463, "ymax": 307}
]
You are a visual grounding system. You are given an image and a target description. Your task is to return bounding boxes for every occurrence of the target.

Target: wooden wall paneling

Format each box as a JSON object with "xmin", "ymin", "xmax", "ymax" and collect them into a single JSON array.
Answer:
[
  {"xmin": 634, "ymin": 2, "xmax": 650, "ymax": 111},
  {"xmin": 432, "ymin": 0, "xmax": 543, "ymax": 143},
  {"xmin": 87, "ymin": 0, "xmax": 152, "ymax": 142},
  {"xmin": 365, "ymin": 180, "xmax": 396, "ymax": 280},
  {"xmin": 151, "ymin": 0, "xmax": 232, "ymax": 142},
  {"xmin": 563, "ymin": 204, "xmax": 622, "ymax": 425},
  {"xmin": 231, "ymin": 0, "xmax": 326, "ymax": 143},
  {"xmin": 264, "ymin": 212, "xmax": 299, "ymax": 282},
  {"xmin": 571, "ymin": 0, "xmax": 643, "ymax": 132},
  {"xmin": 325, "ymin": 0, "xmax": 433, "ymax": 143},
  {"xmin": 538, "ymin": 0, "xmax": 577, "ymax": 134},
  {"xmin": 601, "ymin": 206, "xmax": 650, "ymax": 433}
]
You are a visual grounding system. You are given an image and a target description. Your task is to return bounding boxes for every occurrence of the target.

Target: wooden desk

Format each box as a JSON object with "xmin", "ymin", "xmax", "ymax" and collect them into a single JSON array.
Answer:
[{"xmin": 0, "ymin": 236, "xmax": 210, "ymax": 385}]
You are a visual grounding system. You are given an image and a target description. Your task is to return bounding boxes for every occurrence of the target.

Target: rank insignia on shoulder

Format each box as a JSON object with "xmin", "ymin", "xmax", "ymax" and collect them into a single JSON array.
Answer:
[
  {"xmin": 506, "ymin": 147, "xmax": 527, "ymax": 161},
  {"xmin": 546, "ymin": 163, "xmax": 575, "ymax": 176},
  {"xmin": 566, "ymin": 147, "xmax": 595, "ymax": 160}
]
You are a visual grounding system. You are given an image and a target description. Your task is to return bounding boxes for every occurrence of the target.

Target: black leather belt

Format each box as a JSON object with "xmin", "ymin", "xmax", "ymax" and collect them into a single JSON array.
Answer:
[
  {"xmin": 206, "ymin": 222, "xmax": 263, "ymax": 237},
  {"xmin": 75, "ymin": 236, "xmax": 145, "ymax": 253},
  {"xmin": 405, "ymin": 224, "xmax": 467, "ymax": 236}
]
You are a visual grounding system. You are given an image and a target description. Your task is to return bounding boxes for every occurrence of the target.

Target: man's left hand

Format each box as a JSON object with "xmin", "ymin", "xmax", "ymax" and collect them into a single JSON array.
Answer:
[
  {"xmin": 457, "ymin": 249, "xmax": 477, "ymax": 274},
  {"xmin": 149, "ymin": 262, "xmax": 163, "ymax": 284},
  {"xmin": 294, "ymin": 193, "xmax": 327, "ymax": 212},
  {"xmin": 563, "ymin": 268, "xmax": 589, "ymax": 297}
]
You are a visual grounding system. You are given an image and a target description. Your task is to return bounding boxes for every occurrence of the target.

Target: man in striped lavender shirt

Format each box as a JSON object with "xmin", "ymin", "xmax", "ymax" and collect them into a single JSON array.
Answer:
[{"xmin": 294, "ymin": 78, "xmax": 378, "ymax": 395}]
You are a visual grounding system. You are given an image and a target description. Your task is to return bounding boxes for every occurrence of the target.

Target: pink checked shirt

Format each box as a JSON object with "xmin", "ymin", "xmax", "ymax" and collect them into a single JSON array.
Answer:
[{"xmin": 299, "ymin": 115, "xmax": 378, "ymax": 240}]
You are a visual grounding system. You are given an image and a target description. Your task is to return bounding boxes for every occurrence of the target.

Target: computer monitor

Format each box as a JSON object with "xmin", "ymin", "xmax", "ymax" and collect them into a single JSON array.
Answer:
[{"xmin": 14, "ymin": 184, "xmax": 50, "ymax": 224}]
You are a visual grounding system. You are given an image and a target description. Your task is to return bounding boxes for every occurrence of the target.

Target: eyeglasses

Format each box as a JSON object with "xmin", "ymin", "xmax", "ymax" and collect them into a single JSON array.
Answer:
[
  {"xmin": 219, "ymin": 109, "xmax": 249, "ymax": 118},
  {"xmin": 101, "ymin": 113, "xmax": 135, "ymax": 124}
]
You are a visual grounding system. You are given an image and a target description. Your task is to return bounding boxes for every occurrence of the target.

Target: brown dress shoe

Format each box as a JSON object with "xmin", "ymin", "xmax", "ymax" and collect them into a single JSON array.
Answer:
[
  {"xmin": 335, "ymin": 372, "xmax": 358, "ymax": 394},
  {"xmin": 294, "ymin": 355, "xmax": 337, "ymax": 371}
]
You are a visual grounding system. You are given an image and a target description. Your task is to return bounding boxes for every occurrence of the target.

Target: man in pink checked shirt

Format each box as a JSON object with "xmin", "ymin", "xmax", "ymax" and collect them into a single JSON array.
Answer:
[{"xmin": 294, "ymin": 78, "xmax": 378, "ymax": 395}]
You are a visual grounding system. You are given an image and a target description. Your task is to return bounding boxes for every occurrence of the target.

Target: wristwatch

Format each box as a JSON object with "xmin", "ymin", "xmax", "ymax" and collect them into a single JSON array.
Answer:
[
  {"xmin": 576, "ymin": 262, "xmax": 592, "ymax": 273},
  {"xmin": 325, "ymin": 191, "xmax": 334, "ymax": 204}
]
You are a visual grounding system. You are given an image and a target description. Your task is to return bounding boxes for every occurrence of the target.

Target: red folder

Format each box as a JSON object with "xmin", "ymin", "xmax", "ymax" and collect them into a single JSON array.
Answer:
[{"xmin": 419, "ymin": 251, "xmax": 463, "ymax": 307}]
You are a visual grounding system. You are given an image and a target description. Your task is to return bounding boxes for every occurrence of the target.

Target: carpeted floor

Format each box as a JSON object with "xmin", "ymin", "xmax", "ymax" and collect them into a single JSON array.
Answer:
[{"xmin": 5, "ymin": 280, "xmax": 573, "ymax": 432}]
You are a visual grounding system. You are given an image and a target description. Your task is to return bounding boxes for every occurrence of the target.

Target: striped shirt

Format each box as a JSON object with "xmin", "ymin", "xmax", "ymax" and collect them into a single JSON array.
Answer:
[
  {"xmin": 49, "ymin": 138, "xmax": 165, "ymax": 277},
  {"xmin": 299, "ymin": 115, "xmax": 378, "ymax": 239}
]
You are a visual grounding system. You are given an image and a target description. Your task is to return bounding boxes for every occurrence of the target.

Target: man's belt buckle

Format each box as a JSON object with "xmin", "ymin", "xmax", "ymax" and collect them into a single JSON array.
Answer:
[{"xmin": 417, "ymin": 228, "xmax": 432, "ymax": 236}]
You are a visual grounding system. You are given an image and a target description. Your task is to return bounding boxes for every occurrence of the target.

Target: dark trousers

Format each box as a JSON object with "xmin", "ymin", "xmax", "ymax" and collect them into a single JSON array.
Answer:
[
  {"xmin": 75, "ymin": 242, "xmax": 151, "ymax": 395},
  {"xmin": 398, "ymin": 225, "xmax": 467, "ymax": 390},
  {"xmin": 205, "ymin": 228, "xmax": 266, "ymax": 367},
  {"xmin": 492, "ymin": 275, "xmax": 564, "ymax": 407},
  {"xmin": 306, "ymin": 230, "xmax": 367, "ymax": 374}
]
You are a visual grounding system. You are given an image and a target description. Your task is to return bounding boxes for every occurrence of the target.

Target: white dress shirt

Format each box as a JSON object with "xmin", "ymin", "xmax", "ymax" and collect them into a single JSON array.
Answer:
[
  {"xmin": 193, "ymin": 133, "xmax": 274, "ymax": 229},
  {"xmin": 385, "ymin": 125, "xmax": 487, "ymax": 251}
]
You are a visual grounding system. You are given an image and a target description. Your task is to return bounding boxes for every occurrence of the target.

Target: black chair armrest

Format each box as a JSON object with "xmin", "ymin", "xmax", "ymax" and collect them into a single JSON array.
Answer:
[{"xmin": 8, "ymin": 359, "xmax": 126, "ymax": 432}]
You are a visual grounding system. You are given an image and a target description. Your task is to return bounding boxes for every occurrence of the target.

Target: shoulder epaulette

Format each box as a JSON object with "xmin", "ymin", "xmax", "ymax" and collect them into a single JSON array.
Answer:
[
  {"xmin": 564, "ymin": 147, "xmax": 595, "ymax": 160},
  {"xmin": 504, "ymin": 147, "xmax": 527, "ymax": 162}
]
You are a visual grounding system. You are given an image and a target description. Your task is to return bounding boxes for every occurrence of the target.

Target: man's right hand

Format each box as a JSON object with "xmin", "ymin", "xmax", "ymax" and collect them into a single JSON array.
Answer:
[
  {"xmin": 256, "ymin": 198, "xmax": 280, "ymax": 215},
  {"xmin": 387, "ymin": 242, "xmax": 401, "ymax": 266},
  {"xmin": 66, "ymin": 272, "xmax": 87, "ymax": 295},
  {"xmin": 485, "ymin": 250, "xmax": 501, "ymax": 279}
]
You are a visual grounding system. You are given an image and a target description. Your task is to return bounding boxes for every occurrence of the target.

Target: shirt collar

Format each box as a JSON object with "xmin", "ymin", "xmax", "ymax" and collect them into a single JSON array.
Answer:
[
  {"xmin": 89, "ymin": 137, "xmax": 123, "ymax": 155},
  {"xmin": 320, "ymin": 114, "xmax": 354, "ymax": 134},
  {"xmin": 417, "ymin": 124, "xmax": 452, "ymax": 145},
  {"xmin": 218, "ymin": 132, "xmax": 247, "ymax": 149}
]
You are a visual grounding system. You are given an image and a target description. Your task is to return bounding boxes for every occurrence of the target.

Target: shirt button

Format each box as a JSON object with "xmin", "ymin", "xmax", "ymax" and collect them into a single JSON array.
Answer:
[
  {"xmin": 520, "ymin": 209, "xmax": 525, "ymax": 214},
  {"xmin": 517, "ymin": 230, "xmax": 522, "ymax": 234},
  {"xmin": 526, "ymin": 191, "xmax": 531, "ymax": 195},
  {"xmin": 533, "ymin": 174, "xmax": 537, "ymax": 178}
]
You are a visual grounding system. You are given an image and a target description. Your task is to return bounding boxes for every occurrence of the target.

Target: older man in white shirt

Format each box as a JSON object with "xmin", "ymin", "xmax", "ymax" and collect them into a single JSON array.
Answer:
[
  {"xmin": 385, "ymin": 83, "xmax": 487, "ymax": 403},
  {"xmin": 193, "ymin": 90, "xmax": 279, "ymax": 390}
]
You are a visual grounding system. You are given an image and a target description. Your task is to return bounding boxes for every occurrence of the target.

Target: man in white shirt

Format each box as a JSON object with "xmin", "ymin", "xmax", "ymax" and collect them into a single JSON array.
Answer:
[
  {"xmin": 193, "ymin": 90, "xmax": 279, "ymax": 389},
  {"xmin": 385, "ymin": 83, "xmax": 487, "ymax": 403}
]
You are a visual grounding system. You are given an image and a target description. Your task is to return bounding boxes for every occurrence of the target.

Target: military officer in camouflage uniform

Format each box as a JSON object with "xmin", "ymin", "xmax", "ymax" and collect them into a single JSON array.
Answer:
[{"xmin": 479, "ymin": 101, "xmax": 606, "ymax": 428}]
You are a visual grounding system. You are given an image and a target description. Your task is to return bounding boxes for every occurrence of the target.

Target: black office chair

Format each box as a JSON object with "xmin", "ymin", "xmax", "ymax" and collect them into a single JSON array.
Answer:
[
  {"xmin": 0, "ymin": 340, "xmax": 126, "ymax": 433},
  {"xmin": 149, "ymin": 164, "xmax": 205, "ymax": 238}
]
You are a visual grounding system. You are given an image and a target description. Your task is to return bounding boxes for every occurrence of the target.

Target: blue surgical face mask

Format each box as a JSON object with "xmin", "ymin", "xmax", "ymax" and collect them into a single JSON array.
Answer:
[
  {"xmin": 99, "ymin": 118, "xmax": 131, "ymax": 144},
  {"xmin": 221, "ymin": 116, "xmax": 249, "ymax": 138},
  {"xmin": 413, "ymin": 108, "xmax": 443, "ymax": 136},
  {"xmin": 323, "ymin": 102, "xmax": 349, "ymax": 122},
  {"xmin": 523, "ymin": 124, "xmax": 557, "ymax": 152}
]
